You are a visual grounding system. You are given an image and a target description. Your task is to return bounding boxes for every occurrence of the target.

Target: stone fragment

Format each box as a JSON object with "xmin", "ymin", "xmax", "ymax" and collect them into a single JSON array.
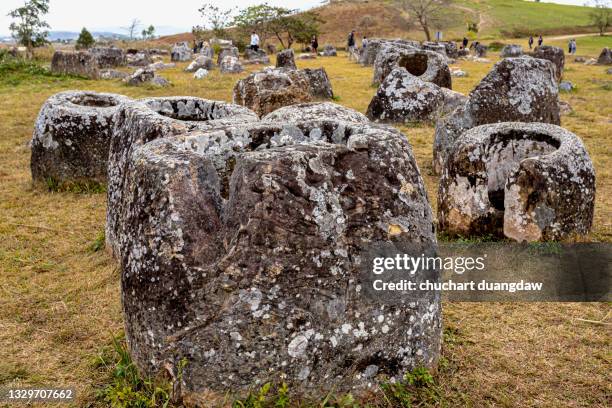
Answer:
[
  {"xmin": 194, "ymin": 68, "xmax": 209, "ymax": 79},
  {"xmin": 597, "ymin": 47, "xmax": 612, "ymax": 65},
  {"xmin": 262, "ymin": 102, "xmax": 369, "ymax": 124},
  {"xmin": 100, "ymin": 69, "xmax": 128, "ymax": 80},
  {"xmin": 500, "ymin": 44, "xmax": 523, "ymax": 58},
  {"xmin": 276, "ymin": 49, "xmax": 297, "ymax": 70},
  {"xmin": 125, "ymin": 68, "xmax": 170, "ymax": 86},
  {"xmin": 126, "ymin": 51, "xmax": 151, "ymax": 67},
  {"xmin": 531, "ymin": 45, "xmax": 565, "ymax": 81},
  {"xmin": 185, "ymin": 56, "xmax": 214, "ymax": 72},
  {"xmin": 148, "ymin": 61, "xmax": 176, "ymax": 71},
  {"xmin": 51, "ymin": 50, "xmax": 99, "ymax": 79},
  {"xmin": 559, "ymin": 81, "xmax": 574, "ymax": 92},
  {"xmin": 302, "ymin": 67, "xmax": 334, "ymax": 99},
  {"xmin": 220, "ymin": 55, "xmax": 244, "ymax": 74},
  {"xmin": 171, "ymin": 42, "xmax": 193, "ymax": 62},
  {"xmin": 321, "ymin": 44, "xmax": 337, "ymax": 56},
  {"xmin": 90, "ymin": 46, "xmax": 126, "ymax": 68},
  {"xmin": 30, "ymin": 91, "xmax": 131, "ymax": 184},
  {"xmin": 438, "ymin": 122, "xmax": 595, "ymax": 241},
  {"xmin": 433, "ymin": 57, "xmax": 560, "ymax": 174},
  {"xmin": 244, "ymin": 48, "xmax": 270, "ymax": 64},
  {"xmin": 373, "ymin": 48, "xmax": 451, "ymax": 89},
  {"xmin": 217, "ymin": 47, "xmax": 239, "ymax": 65}
]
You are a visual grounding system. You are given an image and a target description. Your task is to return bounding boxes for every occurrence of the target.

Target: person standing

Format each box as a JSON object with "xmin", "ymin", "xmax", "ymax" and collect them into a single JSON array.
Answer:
[
  {"xmin": 571, "ymin": 39, "xmax": 577, "ymax": 54},
  {"xmin": 362, "ymin": 36, "xmax": 368, "ymax": 49},
  {"xmin": 311, "ymin": 35, "xmax": 319, "ymax": 54},
  {"xmin": 528, "ymin": 36, "xmax": 534, "ymax": 49},
  {"xmin": 250, "ymin": 31, "xmax": 260, "ymax": 52},
  {"xmin": 538, "ymin": 35, "xmax": 543, "ymax": 47},
  {"xmin": 568, "ymin": 39, "xmax": 573, "ymax": 54},
  {"xmin": 347, "ymin": 30, "xmax": 356, "ymax": 54},
  {"xmin": 462, "ymin": 37, "xmax": 468, "ymax": 49}
]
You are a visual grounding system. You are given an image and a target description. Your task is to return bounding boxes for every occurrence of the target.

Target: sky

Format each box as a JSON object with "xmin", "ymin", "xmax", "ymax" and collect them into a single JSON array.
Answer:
[
  {"xmin": 0, "ymin": 0, "xmax": 597, "ymax": 36},
  {"xmin": 0, "ymin": 0, "xmax": 323, "ymax": 36}
]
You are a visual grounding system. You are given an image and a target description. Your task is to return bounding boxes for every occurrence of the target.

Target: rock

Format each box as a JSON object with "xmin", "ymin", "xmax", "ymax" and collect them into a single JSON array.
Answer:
[
  {"xmin": 148, "ymin": 48, "xmax": 169, "ymax": 56},
  {"xmin": 125, "ymin": 68, "xmax": 170, "ymax": 87},
  {"xmin": 276, "ymin": 49, "xmax": 297, "ymax": 70},
  {"xmin": 151, "ymin": 76, "xmax": 171, "ymax": 87},
  {"xmin": 597, "ymin": 47, "xmax": 612, "ymax": 65},
  {"xmin": 500, "ymin": 44, "xmax": 523, "ymax": 58},
  {"xmin": 358, "ymin": 39, "xmax": 420, "ymax": 66},
  {"xmin": 100, "ymin": 69, "xmax": 128, "ymax": 80},
  {"xmin": 297, "ymin": 53, "xmax": 316, "ymax": 60},
  {"xmin": 558, "ymin": 100, "xmax": 573, "ymax": 115},
  {"xmin": 217, "ymin": 47, "xmax": 239, "ymax": 65},
  {"xmin": 321, "ymin": 44, "xmax": 337, "ymax": 56},
  {"xmin": 607, "ymin": 68, "xmax": 612, "ymax": 75},
  {"xmin": 210, "ymin": 38, "xmax": 233, "ymax": 47},
  {"xmin": 244, "ymin": 48, "xmax": 270, "ymax": 64},
  {"xmin": 90, "ymin": 46, "xmax": 126, "ymax": 68},
  {"xmin": 472, "ymin": 43, "xmax": 487, "ymax": 57},
  {"xmin": 194, "ymin": 68, "xmax": 209, "ymax": 79},
  {"xmin": 433, "ymin": 57, "xmax": 560, "ymax": 175},
  {"xmin": 457, "ymin": 49, "xmax": 469, "ymax": 58},
  {"xmin": 199, "ymin": 44, "xmax": 214, "ymax": 59},
  {"xmin": 126, "ymin": 51, "xmax": 151, "ymax": 67},
  {"xmin": 51, "ymin": 50, "xmax": 100, "ymax": 79},
  {"xmin": 302, "ymin": 67, "xmax": 334, "ymax": 99},
  {"xmin": 367, "ymin": 68, "xmax": 466, "ymax": 124},
  {"xmin": 438, "ymin": 122, "xmax": 595, "ymax": 241},
  {"xmin": 532, "ymin": 45, "xmax": 565, "ymax": 81},
  {"xmin": 185, "ymin": 55, "xmax": 214, "ymax": 72},
  {"xmin": 106, "ymin": 97, "xmax": 258, "ymax": 257},
  {"xmin": 584, "ymin": 58, "xmax": 598, "ymax": 65},
  {"xmin": 30, "ymin": 91, "xmax": 131, "ymax": 184},
  {"xmin": 115, "ymin": 115, "xmax": 440, "ymax": 399},
  {"xmin": 373, "ymin": 48, "xmax": 451, "ymax": 89},
  {"xmin": 439, "ymin": 41, "xmax": 459, "ymax": 59},
  {"xmin": 574, "ymin": 56, "xmax": 586, "ymax": 63},
  {"xmin": 451, "ymin": 69, "xmax": 467, "ymax": 77},
  {"xmin": 262, "ymin": 102, "xmax": 369, "ymax": 123},
  {"xmin": 559, "ymin": 81, "xmax": 574, "ymax": 92},
  {"xmin": 233, "ymin": 68, "xmax": 313, "ymax": 116},
  {"xmin": 421, "ymin": 41, "xmax": 447, "ymax": 57},
  {"xmin": 171, "ymin": 42, "xmax": 192, "ymax": 62},
  {"xmin": 220, "ymin": 55, "xmax": 244, "ymax": 74},
  {"xmin": 148, "ymin": 61, "xmax": 176, "ymax": 71}
]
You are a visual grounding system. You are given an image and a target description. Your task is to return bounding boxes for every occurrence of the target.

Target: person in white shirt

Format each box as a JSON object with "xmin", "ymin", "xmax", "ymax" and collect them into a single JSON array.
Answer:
[{"xmin": 250, "ymin": 31, "xmax": 260, "ymax": 52}]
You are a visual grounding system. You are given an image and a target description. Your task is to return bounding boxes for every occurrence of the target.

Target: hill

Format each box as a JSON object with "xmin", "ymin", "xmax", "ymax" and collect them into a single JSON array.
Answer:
[{"xmin": 155, "ymin": 0, "xmax": 598, "ymax": 47}]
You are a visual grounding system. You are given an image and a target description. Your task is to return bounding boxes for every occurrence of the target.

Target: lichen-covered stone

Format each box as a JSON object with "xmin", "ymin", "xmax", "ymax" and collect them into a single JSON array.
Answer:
[
  {"xmin": 421, "ymin": 42, "xmax": 447, "ymax": 57},
  {"xmin": 276, "ymin": 49, "xmax": 297, "ymax": 70},
  {"xmin": 194, "ymin": 68, "xmax": 209, "ymax": 79},
  {"xmin": 232, "ymin": 68, "xmax": 313, "ymax": 116},
  {"xmin": 116, "ymin": 117, "xmax": 440, "ymax": 399},
  {"xmin": 438, "ymin": 122, "xmax": 595, "ymax": 241},
  {"xmin": 531, "ymin": 45, "xmax": 565, "ymax": 81},
  {"xmin": 217, "ymin": 47, "xmax": 240, "ymax": 65},
  {"xmin": 51, "ymin": 50, "xmax": 100, "ymax": 79},
  {"xmin": 244, "ymin": 48, "xmax": 270, "ymax": 64},
  {"xmin": 125, "ymin": 68, "xmax": 171, "ymax": 87},
  {"xmin": 321, "ymin": 44, "xmax": 337, "ymax": 56},
  {"xmin": 90, "ymin": 46, "xmax": 126, "ymax": 68},
  {"xmin": 220, "ymin": 56, "xmax": 244, "ymax": 74},
  {"xmin": 433, "ymin": 57, "xmax": 560, "ymax": 174},
  {"xmin": 302, "ymin": 67, "xmax": 334, "ymax": 99},
  {"xmin": 501, "ymin": 44, "xmax": 523, "ymax": 58},
  {"xmin": 367, "ymin": 68, "xmax": 465, "ymax": 124},
  {"xmin": 126, "ymin": 51, "xmax": 152, "ymax": 67},
  {"xmin": 358, "ymin": 39, "xmax": 420, "ymax": 66},
  {"xmin": 31, "ymin": 91, "xmax": 131, "ymax": 184},
  {"xmin": 171, "ymin": 42, "xmax": 193, "ymax": 62},
  {"xmin": 597, "ymin": 47, "xmax": 612, "ymax": 65},
  {"xmin": 373, "ymin": 48, "xmax": 451, "ymax": 89},
  {"xmin": 106, "ymin": 97, "xmax": 258, "ymax": 257},
  {"xmin": 100, "ymin": 69, "xmax": 129, "ymax": 80},
  {"xmin": 185, "ymin": 56, "xmax": 214, "ymax": 72},
  {"xmin": 262, "ymin": 102, "xmax": 368, "ymax": 124}
]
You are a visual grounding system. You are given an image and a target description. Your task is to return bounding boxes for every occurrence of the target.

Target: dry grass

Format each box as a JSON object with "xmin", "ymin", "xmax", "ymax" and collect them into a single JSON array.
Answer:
[{"xmin": 0, "ymin": 45, "xmax": 610, "ymax": 407}]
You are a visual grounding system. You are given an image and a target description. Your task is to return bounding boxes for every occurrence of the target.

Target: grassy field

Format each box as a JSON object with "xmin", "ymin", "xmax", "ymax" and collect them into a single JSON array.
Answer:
[{"xmin": 0, "ymin": 40, "xmax": 610, "ymax": 407}]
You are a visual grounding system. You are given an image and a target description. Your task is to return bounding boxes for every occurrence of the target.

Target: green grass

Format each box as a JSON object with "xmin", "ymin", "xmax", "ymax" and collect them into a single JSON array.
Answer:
[{"xmin": 0, "ymin": 50, "xmax": 78, "ymax": 87}]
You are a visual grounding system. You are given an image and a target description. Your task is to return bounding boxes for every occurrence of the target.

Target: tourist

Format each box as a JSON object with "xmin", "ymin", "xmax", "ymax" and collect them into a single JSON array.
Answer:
[
  {"xmin": 528, "ymin": 35, "xmax": 534, "ymax": 49},
  {"xmin": 538, "ymin": 35, "xmax": 543, "ymax": 47},
  {"xmin": 362, "ymin": 36, "xmax": 368, "ymax": 49},
  {"xmin": 250, "ymin": 31, "xmax": 260, "ymax": 52},
  {"xmin": 462, "ymin": 37, "xmax": 468, "ymax": 49},
  {"xmin": 311, "ymin": 35, "xmax": 319, "ymax": 54},
  {"xmin": 347, "ymin": 30, "xmax": 356, "ymax": 54}
]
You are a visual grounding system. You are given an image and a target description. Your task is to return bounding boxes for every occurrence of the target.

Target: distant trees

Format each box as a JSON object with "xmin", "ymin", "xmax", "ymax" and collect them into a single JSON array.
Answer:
[
  {"xmin": 122, "ymin": 19, "xmax": 141, "ymax": 41},
  {"xmin": 196, "ymin": 3, "xmax": 235, "ymax": 38},
  {"xmin": 141, "ymin": 25, "xmax": 156, "ymax": 40},
  {"xmin": 589, "ymin": 0, "xmax": 611, "ymax": 36},
  {"xmin": 395, "ymin": 0, "xmax": 453, "ymax": 41},
  {"xmin": 76, "ymin": 28, "xmax": 95, "ymax": 49},
  {"xmin": 7, "ymin": 0, "xmax": 50, "ymax": 56}
]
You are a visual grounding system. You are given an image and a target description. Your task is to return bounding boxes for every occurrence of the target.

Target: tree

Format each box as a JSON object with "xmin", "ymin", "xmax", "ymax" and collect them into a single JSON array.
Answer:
[
  {"xmin": 266, "ymin": 8, "xmax": 323, "ymax": 49},
  {"xmin": 141, "ymin": 25, "xmax": 156, "ymax": 40},
  {"xmin": 197, "ymin": 3, "xmax": 235, "ymax": 38},
  {"xmin": 122, "ymin": 19, "xmax": 141, "ymax": 41},
  {"xmin": 233, "ymin": 3, "xmax": 279, "ymax": 44},
  {"xmin": 589, "ymin": 0, "xmax": 611, "ymax": 36},
  {"xmin": 358, "ymin": 15, "xmax": 377, "ymax": 37},
  {"xmin": 396, "ymin": 0, "xmax": 452, "ymax": 41},
  {"xmin": 7, "ymin": 0, "xmax": 50, "ymax": 56},
  {"xmin": 76, "ymin": 27, "xmax": 95, "ymax": 49}
]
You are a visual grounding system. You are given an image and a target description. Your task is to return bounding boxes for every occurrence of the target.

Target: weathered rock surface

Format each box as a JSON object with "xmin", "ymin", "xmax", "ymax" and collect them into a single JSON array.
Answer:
[
  {"xmin": 220, "ymin": 55, "xmax": 244, "ymax": 74},
  {"xmin": 31, "ymin": 91, "xmax": 131, "ymax": 184},
  {"xmin": 276, "ymin": 49, "xmax": 297, "ymax": 69},
  {"xmin": 244, "ymin": 48, "xmax": 270, "ymax": 64},
  {"xmin": 100, "ymin": 69, "xmax": 129, "ymax": 80},
  {"xmin": 217, "ymin": 47, "xmax": 240, "ymax": 65},
  {"xmin": 115, "ymin": 115, "xmax": 440, "ymax": 399},
  {"xmin": 321, "ymin": 44, "xmax": 337, "ymax": 56},
  {"xmin": 471, "ymin": 43, "xmax": 487, "ymax": 57},
  {"xmin": 171, "ymin": 42, "xmax": 193, "ymax": 62},
  {"xmin": 373, "ymin": 48, "xmax": 451, "ymax": 89},
  {"xmin": 126, "ymin": 51, "xmax": 152, "ymax": 67},
  {"xmin": 358, "ymin": 39, "xmax": 420, "ymax": 66},
  {"xmin": 439, "ymin": 41, "xmax": 458, "ymax": 59},
  {"xmin": 501, "ymin": 44, "xmax": 523, "ymax": 58},
  {"xmin": 148, "ymin": 61, "xmax": 176, "ymax": 71},
  {"xmin": 433, "ymin": 57, "xmax": 560, "ymax": 174},
  {"xmin": 367, "ymin": 68, "xmax": 465, "ymax": 123},
  {"xmin": 125, "ymin": 68, "xmax": 170, "ymax": 87},
  {"xmin": 90, "ymin": 46, "xmax": 126, "ymax": 68},
  {"xmin": 531, "ymin": 45, "xmax": 565, "ymax": 81},
  {"xmin": 262, "ymin": 102, "xmax": 369, "ymax": 124},
  {"xmin": 194, "ymin": 68, "xmax": 209, "ymax": 79},
  {"xmin": 302, "ymin": 67, "xmax": 334, "ymax": 99},
  {"xmin": 233, "ymin": 68, "xmax": 313, "ymax": 116},
  {"xmin": 559, "ymin": 81, "xmax": 574, "ymax": 92},
  {"xmin": 438, "ymin": 122, "xmax": 595, "ymax": 241},
  {"xmin": 185, "ymin": 56, "xmax": 214, "ymax": 72},
  {"xmin": 421, "ymin": 42, "xmax": 447, "ymax": 57},
  {"xmin": 51, "ymin": 51, "xmax": 100, "ymax": 79},
  {"xmin": 597, "ymin": 47, "xmax": 612, "ymax": 65},
  {"xmin": 106, "ymin": 97, "xmax": 258, "ymax": 256}
]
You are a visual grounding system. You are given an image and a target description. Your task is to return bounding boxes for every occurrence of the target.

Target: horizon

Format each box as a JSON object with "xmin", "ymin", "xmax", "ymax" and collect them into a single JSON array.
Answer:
[{"xmin": 0, "ymin": 0, "xmax": 598, "ymax": 37}]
